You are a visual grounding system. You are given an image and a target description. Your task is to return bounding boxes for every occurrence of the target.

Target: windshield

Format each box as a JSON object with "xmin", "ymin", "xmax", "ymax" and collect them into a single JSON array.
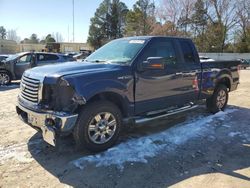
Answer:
[
  {"xmin": 4, "ymin": 52, "xmax": 27, "ymax": 61},
  {"xmin": 86, "ymin": 39, "xmax": 145, "ymax": 65}
]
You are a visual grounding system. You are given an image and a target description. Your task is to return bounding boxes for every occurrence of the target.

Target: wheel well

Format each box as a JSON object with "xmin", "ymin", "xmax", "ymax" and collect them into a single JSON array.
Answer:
[
  {"xmin": 86, "ymin": 92, "xmax": 128, "ymax": 117},
  {"xmin": 217, "ymin": 77, "xmax": 231, "ymax": 91}
]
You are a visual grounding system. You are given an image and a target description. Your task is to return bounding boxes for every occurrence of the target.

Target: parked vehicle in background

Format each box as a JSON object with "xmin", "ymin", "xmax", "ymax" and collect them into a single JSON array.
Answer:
[
  {"xmin": 16, "ymin": 36, "xmax": 240, "ymax": 152},
  {"xmin": 0, "ymin": 54, "xmax": 10, "ymax": 62},
  {"xmin": 199, "ymin": 56, "xmax": 215, "ymax": 62},
  {"xmin": 239, "ymin": 59, "xmax": 250, "ymax": 69},
  {"xmin": 0, "ymin": 52, "xmax": 75, "ymax": 85},
  {"xmin": 73, "ymin": 50, "xmax": 92, "ymax": 61}
]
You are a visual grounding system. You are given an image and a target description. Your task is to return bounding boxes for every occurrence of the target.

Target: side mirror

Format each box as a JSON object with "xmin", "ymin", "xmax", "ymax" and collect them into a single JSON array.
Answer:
[{"xmin": 142, "ymin": 57, "xmax": 165, "ymax": 70}]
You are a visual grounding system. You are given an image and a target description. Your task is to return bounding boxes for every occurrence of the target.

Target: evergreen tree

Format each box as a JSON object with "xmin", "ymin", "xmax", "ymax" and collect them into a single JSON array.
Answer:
[
  {"xmin": 191, "ymin": 0, "xmax": 208, "ymax": 51},
  {"xmin": 45, "ymin": 34, "xmax": 56, "ymax": 43},
  {"xmin": 125, "ymin": 0, "xmax": 155, "ymax": 36},
  {"xmin": 87, "ymin": 0, "xmax": 128, "ymax": 49},
  {"xmin": 29, "ymin": 34, "xmax": 39, "ymax": 44},
  {"xmin": 0, "ymin": 26, "xmax": 7, "ymax": 39}
]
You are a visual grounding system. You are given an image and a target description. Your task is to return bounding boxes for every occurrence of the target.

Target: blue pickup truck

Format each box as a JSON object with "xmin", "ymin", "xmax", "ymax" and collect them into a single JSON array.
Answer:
[{"xmin": 16, "ymin": 36, "xmax": 240, "ymax": 151}]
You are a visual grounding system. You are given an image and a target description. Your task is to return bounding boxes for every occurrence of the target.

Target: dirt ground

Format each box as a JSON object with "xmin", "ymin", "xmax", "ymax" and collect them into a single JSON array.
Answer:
[{"xmin": 0, "ymin": 70, "xmax": 250, "ymax": 188}]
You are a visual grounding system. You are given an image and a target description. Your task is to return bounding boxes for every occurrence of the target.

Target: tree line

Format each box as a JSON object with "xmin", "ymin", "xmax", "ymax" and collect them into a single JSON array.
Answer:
[
  {"xmin": 88, "ymin": 0, "xmax": 250, "ymax": 53},
  {"xmin": 0, "ymin": 26, "xmax": 64, "ymax": 44}
]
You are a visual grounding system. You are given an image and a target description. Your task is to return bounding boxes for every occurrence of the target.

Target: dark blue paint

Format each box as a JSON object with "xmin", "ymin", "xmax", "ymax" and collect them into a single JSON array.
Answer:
[{"xmin": 23, "ymin": 36, "xmax": 240, "ymax": 116}]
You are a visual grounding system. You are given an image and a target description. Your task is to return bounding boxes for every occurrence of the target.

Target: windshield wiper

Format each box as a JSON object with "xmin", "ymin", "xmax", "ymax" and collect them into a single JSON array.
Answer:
[
  {"xmin": 88, "ymin": 60, "xmax": 107, "ymax": 63},
  {"xmin": 87, "ymin": 60, "xmax": 115, "ymax": 64}
]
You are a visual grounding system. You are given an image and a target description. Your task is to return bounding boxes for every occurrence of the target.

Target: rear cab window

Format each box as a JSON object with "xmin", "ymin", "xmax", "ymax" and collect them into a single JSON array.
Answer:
[
  {"xmin": 180, "ymin": 40, "xmax": 195, "ymax": 63},
  {"xmin": 179, "ymin": 39, "xmax": 200, "ymax": 69}
]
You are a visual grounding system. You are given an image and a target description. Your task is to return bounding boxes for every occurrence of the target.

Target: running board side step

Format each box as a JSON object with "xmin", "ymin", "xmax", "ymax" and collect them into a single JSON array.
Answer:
[{"xmin": 134, "ymin": 105, "xmax": 199, "ymax": 124}]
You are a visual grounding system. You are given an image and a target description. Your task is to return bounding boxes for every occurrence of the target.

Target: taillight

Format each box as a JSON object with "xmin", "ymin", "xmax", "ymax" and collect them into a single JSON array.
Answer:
[{"xmin": 192, "ymin": 76, "xmax": 199, "ymax": 91}]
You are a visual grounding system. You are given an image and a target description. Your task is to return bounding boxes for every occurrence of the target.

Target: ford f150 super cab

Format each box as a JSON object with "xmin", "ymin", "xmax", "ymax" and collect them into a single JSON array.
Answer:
[{"xmin": 16, "ymin": 36, "xmax": 240, "ymax": 152}]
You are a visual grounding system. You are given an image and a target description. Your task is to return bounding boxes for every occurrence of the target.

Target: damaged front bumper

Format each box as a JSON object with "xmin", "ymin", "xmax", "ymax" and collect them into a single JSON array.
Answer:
[{"xmin": 16, "ymin": 103, "xmax": 78, "ymax": 146}]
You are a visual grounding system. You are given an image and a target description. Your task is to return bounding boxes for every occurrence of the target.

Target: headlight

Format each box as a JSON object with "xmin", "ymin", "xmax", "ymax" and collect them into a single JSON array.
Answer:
[{"xmin": 59, "ymin": 77, "xmax": 70, "ymax": 86}]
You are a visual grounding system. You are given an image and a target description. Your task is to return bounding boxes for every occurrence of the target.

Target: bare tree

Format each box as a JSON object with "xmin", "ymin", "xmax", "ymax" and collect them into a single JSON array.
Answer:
[
  {"xmin": 7, "ymin": 29, "xmax": 21, "ymax": 43},
  {"xmin": 206, "ymin": 0, "xmax": 239, "ymax": 51},
  {"xmin": 52, "ymin": 32, "xmax": 64, "ymax": 42},
  {"xmin": 157, "ymin": 0, "xmax": 182, "ymax": 32},
  {"xmin": 156, "ymin": 0, "xmax": 195, "ymax": 35},
  {"xmin": 178, "ymin": 0, "xmax": 195, "ymax": 35},
  {"xmin": 236, "ymin": 0, "xmax": 250, "ymax": 39}
]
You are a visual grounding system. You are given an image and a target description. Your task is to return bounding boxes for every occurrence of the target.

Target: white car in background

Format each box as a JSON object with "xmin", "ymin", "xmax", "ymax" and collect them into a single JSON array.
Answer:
[
  {"xmin": 199, "ymin": 56, "xmax": 215, "ymax": 63},
  {"xmin": 0, "ymin": 54, "xmax": 10, "ymax": 62}
]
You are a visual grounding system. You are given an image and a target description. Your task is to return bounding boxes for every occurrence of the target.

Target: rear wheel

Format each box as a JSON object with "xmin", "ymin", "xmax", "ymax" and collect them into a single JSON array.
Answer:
[
  {"xmin": 73, "ymin": 101, "xmax": 122, "ymax": 152},
  {"xmin": 0, "ymin": 71, "xmax": 11, "ymax": 85},
  {"xmin": 206, "ymin": 85, "xmax": 228, "ymax": 113}
]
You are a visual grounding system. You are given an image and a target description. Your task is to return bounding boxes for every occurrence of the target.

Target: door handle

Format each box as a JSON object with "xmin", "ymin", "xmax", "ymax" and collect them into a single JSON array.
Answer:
[{"xmin": 175, "ymin": 72, "xmax": 183, "ymax": 75}]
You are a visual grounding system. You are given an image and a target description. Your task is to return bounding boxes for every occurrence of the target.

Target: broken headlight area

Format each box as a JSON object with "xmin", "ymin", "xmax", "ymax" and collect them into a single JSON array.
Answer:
[{"xmin": 41, "ymin": 82, "xmax": 78, "ymax": 113}]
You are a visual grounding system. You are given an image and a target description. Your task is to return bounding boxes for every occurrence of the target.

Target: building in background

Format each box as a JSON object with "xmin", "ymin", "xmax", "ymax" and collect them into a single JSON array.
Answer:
[
  {"xmin": 45, "ymin": 42, "xmax": 92, "ymax": 53},
  {"xmin": 19, "ymin": 43, "xmax": 46, "ymax": 52},
  {"xmin": 0, "ymin": 39, "xmax": 18, "ymax": 54},
  {"xmin": 0, "ymin": 41, "xmax": 92, "ymax": 54}
]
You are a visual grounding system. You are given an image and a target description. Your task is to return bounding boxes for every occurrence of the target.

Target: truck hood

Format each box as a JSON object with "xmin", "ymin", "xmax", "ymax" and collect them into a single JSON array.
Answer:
[{"xmin": 24, "ymin": 61, "xmax": 123, "ymax": 80}]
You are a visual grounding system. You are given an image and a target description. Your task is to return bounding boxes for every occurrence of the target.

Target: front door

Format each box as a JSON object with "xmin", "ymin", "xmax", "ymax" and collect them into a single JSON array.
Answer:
[
  {"xmin": 134, "ymin": 38, "xmax": 199, "ymax": 115},
  {"xmin": 14, "ymin": 53, "xmax": 33, "ymax": 79}
]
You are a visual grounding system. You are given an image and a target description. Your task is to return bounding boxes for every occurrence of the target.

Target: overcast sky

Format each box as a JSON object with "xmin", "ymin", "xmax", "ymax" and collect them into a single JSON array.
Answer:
[{"xmin": 0, "ymin": 0, "xmax": 136, "ymax": 43}]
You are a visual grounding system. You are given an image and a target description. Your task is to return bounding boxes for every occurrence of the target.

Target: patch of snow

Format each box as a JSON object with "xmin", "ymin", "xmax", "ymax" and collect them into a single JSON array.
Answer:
[
  {"xmin": 0, "ymin": 139, "xmax": 42, "ymax": 164},
  {"xmin": 72, "ymin": 109, "xmax": 237, "ymax": 170},
  {"xmin": 228, "ymin": 131, "xmax": 241, "ymax": 137},
  {"xmin": 222, "ymin": 124, "xmax": 231, "ymax": 128}
]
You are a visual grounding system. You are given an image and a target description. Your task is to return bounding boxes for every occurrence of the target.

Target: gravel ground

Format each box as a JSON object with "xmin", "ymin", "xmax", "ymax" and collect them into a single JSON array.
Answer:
[{"xmin": 0, "ymin": 70, "xmax": 250, "ymax": 188}]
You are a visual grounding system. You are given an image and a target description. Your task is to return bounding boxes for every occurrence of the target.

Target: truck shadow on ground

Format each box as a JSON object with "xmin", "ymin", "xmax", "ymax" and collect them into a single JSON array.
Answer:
[
  {"xmin": 28, "ymin": 105, "xmax": 250, "ymax": 188},
  {"xmin": 0, "ymin": 82, "xmax": 20, "ymax": 91}
]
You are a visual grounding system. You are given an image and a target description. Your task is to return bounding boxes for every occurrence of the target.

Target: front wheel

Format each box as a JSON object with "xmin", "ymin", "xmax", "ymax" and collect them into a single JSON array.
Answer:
[
  {"xmin": 206, "ymin": 85, "xmax": 228, "ymax": 113},
  {"xmin": 73, "ymin": 101, "xmax": 122, "ymax": 152},
  {"xmin": 0, "ymin": 71, "xmax": 11, "ymax": 85}
]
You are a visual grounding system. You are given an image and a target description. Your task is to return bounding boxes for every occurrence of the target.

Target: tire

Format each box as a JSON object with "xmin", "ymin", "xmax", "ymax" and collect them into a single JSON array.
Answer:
[
  {"xmin": 73, "ymin": 101, "xmax": 122, "ymax": 152},
  {"xmin": 206, "ymin": 85, "xmax": 228, "ymax": 114},
  {"xmin": 0, "ymin": 71, "xmax": 11, "ymax": 85}
]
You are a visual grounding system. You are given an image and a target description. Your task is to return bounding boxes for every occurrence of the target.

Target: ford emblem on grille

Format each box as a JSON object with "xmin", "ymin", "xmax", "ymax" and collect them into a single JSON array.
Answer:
[{"xmin": 20, "ymin": 83, "xmax": 26, "ymax": 91}]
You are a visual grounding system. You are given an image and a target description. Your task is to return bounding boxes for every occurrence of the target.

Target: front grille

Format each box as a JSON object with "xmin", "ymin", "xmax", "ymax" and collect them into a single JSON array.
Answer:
[{"xmin": 20, "ymin": 75, "xmax": 40, "ymax": 103}]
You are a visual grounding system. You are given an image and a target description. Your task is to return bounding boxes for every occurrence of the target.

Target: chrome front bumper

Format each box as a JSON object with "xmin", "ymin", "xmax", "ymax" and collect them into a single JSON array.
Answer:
[{"xmin": 16, "ymin": 103, "xmax": 78, "ymax": 146}]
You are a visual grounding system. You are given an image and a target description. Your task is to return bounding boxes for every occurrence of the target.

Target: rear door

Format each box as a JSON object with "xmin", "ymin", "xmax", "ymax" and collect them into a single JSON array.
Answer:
[
  {"xmin": 177, "ymin": 39, "xmax": 201, "ymax": 102},
  {"xmin": 37, "ymin": 54, "xmax": 60, "ymax": 66}
]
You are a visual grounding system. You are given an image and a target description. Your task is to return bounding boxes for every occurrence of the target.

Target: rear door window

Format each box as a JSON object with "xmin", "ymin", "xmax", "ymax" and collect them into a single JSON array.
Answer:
[
  {"xmin": 180, "ymin": 41, "xmax": 196, "ymax": 64},
  {"xmin": 46, "ymin": 54, "xmax": 59, "ymax": 61}
]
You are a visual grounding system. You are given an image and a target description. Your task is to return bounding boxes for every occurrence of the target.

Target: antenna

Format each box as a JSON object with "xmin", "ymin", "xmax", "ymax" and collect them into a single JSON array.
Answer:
[
  {"xmin": 68, "ymin": 25, "xmax": 69, "ymax": 42},
  {"xmin": 72, "ymin": 0, "xmax": 75, "ymax": 42}
]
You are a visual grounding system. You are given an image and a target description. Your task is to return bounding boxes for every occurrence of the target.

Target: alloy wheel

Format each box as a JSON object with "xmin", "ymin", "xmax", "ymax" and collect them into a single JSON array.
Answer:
[
  {"xmin": 0, "ymin": 73, "xmax": 10, "ymax": 85},
  {"xmin": 87, "ymin": 112, "xmax": 117, "ymax": 144},
  {"xmin": 216, "ymin": 90, "xmax": 227, "ymax": 109}
]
